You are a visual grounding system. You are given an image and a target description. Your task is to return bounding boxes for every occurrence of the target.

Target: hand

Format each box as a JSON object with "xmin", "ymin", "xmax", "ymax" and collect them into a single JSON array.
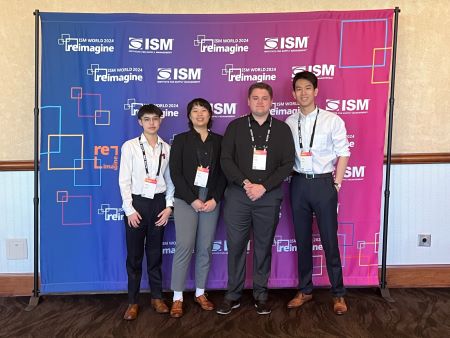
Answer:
[
  {"xmin": 155, "ymin": 207, "xmax": 172, "ymax": 227},
  {"xmin": 200, "ymin": 198, "xmax": 217, "ymax": 213},
  {"xmin": 334, "ymin": 182, "xmax": 341, "ymax": 193},
  {"xmin": 127, "ymin": 212, "xmax": 142, "ymax": 228},
  {"xmin": 245, "ymin": 183, "xmax": 266, "ymax": 201},
  {"xmin": 191, "ymin": 199, "xmax": 205, "ymax": 212}
]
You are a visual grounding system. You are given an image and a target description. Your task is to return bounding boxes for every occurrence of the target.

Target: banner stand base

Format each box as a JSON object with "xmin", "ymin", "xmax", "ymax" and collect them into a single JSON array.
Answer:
[
  {"xmin": 25, "ymin": 296, "xmax": 40, "ymax": 311},
  {"xmin": 379, "ymin": 287, "xmax": 395, "ymax": 303}
]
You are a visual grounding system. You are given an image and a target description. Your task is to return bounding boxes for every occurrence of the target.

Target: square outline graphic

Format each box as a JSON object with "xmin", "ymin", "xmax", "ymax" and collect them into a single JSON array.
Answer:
[
  {"xmin": 56, "ymin": 190, "xmax": 68, "ymax": 203},
  {"xmin": 61, "ymin": 195, "xmax": 92, "ymax": 225},
  {"xmin": 339, "ymin": 18, "xmax": 389, "ymax": 69},
  {"xmin": 47, "ymin": 134, "xmax": 84, "ymax": 171},
  {"xmin": 73, "ymin": 158, "xmax": 102, "ymax": 187},
  {"xmin": 40, "ymin": 106, "xmax": 62, "ymax": 156},
  {"xmin": 94, "ymin": 110, "xmax": 111, "ymax": 126},
  {"xmin": 371, "ymin": 47, "xmax": 392, "ymax": 84}
]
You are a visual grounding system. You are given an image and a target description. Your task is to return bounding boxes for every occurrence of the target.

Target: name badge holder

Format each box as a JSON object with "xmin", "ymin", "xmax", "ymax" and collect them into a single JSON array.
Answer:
[
  {"xmin": 300, "ymin": 151, "xmax": 313, "ymax": 173},
  {"xmin": 252, "ymin": 148, "xmax": 267, "ymax": 171},
  {"xmin": 142, "ymin": 178, "xmax": 157, "ymax": 199},
  {"xmin": 248, "ymin": 115, "xmax": 272, "ymax": 172},
  {"xmin": 194, "ymin": 166, "xmax": 209, "ymax": 187}
]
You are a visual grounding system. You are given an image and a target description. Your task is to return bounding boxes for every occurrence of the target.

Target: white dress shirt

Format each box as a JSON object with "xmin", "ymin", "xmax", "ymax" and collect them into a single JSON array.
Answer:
[
  {"xmin": 119, "ymin": 133, "xmax": 175, "ymax": 216},
  {"xmin": 285, "ymin": 107, "xmax": 350, "ymax": 174}
]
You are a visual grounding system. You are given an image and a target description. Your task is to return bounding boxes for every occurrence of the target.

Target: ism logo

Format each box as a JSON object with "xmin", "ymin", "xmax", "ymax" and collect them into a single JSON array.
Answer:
[
  {"xmin": 264, "ymin": 36, "xmax": 309, "ymax": 50},
  {"xmin": 157, "ymin": 68, "xmax": 202, "ymax": 81},
  {"xmin": 129, "ymin": 37, "xmax": 174, "ymax": 52}
]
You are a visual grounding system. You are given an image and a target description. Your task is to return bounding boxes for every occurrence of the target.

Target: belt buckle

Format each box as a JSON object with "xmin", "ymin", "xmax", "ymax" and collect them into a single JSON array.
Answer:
[{"xmin": 305, "ymin": 173, "xmax": 315, "ymax": 179}]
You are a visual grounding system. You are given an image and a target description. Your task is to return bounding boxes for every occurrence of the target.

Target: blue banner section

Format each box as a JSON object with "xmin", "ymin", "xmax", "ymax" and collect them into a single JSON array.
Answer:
[{"xmin": 40, "ymin": 11, "xmax": 392, "ymax": 293}]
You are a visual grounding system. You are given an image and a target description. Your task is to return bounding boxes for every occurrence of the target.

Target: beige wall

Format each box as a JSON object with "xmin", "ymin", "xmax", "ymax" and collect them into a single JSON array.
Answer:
[{"xmin": 0, "ymin": 0, "xmax": 448, "ymax": 160}]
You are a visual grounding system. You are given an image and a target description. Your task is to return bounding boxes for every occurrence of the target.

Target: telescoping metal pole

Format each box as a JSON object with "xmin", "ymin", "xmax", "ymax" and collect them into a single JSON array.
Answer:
[
  {"xmin": 380, "ymin": 6, "xmax": 400, "ymax": 303},
  {"xmin": 25, "ymin": 9, "xmax": 41, "ymax": 311}
]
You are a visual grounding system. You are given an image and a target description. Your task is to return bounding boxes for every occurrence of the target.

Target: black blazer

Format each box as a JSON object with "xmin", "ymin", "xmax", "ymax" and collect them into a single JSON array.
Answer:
[{"xmin": 170, "ymin": 129, "xmax": 227, "ymax": 205}]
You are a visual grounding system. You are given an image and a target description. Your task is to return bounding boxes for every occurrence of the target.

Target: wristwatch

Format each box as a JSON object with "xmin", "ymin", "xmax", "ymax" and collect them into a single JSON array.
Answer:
[
  {"xmin": 242, "ymin": 179, "xmax": 251, "ymax": 187},
  {"xmin": 334, "ymin": 182, "xmax": 341, "ymax": 189}
]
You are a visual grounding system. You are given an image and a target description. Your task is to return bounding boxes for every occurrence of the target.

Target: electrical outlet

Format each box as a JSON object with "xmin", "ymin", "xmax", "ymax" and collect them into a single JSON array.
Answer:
[
  {"xmin": 418, "ymin": 234, "xmax": 431, "ymax": 247},
  {"xmin": 6, "ymin": 239, "xmax": 28, "ymax": 259}
]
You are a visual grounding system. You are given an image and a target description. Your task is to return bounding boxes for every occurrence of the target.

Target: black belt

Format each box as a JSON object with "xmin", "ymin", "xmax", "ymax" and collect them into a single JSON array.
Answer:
[
  {"xmin": 132, "ymin": 193, "xmax": 165, "ymax": 200},
  {"xmin": 292, "ymin": 172, "xmax": 333, "ymax": 179}
]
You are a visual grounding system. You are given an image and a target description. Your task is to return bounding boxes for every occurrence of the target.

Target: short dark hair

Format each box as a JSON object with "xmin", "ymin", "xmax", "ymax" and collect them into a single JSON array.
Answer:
[
  {"xmin": 137, "ymin": 104, "xmax": 163, "ymax": 120},
  {"xmin": 292, "ymin": 71, "xmax": 318, "ymax": 90},
  {"xmin": 248, "ymin": 82, "xmax": 273, "ymax": 99},
  {"xmin": 187, "ymin": 98, "xmax": 213, "ymax": 130}
]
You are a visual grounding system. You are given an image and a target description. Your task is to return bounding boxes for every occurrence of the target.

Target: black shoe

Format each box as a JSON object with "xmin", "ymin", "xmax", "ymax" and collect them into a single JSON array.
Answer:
[
  {"xmin": 216, "ymin": 299, "xmax": 240, "ymax": 315},
  {"xmin": 255, "ymin": 300, "xmax": 271, "ymax": 315}
]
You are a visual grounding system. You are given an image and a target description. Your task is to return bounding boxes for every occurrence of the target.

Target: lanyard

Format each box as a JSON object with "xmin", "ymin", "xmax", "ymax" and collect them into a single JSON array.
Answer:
[
  {"xmin": 139, "ymin": 136, "xmax": 163, "ymax": 177},
  {"xmin": 248, "ymin": 115, "xmax": 273, "ymax": 150},
  {"xmin": 298, "ymin": 107, "xmax": 319, "ymax": 151}
]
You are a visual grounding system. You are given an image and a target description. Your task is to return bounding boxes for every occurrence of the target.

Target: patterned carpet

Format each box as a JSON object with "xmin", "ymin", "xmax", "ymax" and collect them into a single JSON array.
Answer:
[{"xmin": 1, "ymin": 288, "xmax": 449, "ymax": 337}]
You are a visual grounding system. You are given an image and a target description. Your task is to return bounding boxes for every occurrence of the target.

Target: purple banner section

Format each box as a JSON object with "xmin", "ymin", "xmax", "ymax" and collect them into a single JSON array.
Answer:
[{"xmin": 40, "ymin": 9, "xmax": 393, "ymax": 293}]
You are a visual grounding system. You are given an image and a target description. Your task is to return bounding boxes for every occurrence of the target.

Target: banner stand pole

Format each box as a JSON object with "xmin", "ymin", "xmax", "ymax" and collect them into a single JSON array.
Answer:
[
  {"xmin": 25, "ymin": 9, "xmax": 41, "ymax": 312},
  {"xmin": 379, "ymin": 6, "xmax": 400, "ymax": 303}
]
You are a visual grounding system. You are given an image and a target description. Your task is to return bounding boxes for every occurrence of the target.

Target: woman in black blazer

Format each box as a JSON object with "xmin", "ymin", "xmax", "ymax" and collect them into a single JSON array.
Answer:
[{"xmin": 169, "ymin": 98, "xmax": 226, "ymax": 318}]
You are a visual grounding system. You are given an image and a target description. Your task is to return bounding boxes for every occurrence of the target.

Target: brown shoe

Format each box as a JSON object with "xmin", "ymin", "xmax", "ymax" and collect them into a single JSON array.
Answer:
[
  {"xmin": 170, "ymin": 300, "xmax": 183, "ymax": 318},
  {"xmin": 123, "ymin": 304, "xmax": 139, "ymax": 320},
  {"xmin": 151, "ymin": 298, "xmax": 169, "ymax": 314},
  {"xmin": 194, "ymin": 294, "xmax": 215, "ymax": 311},
  {"xmin": 287, "ymin": 292, "xmax": 313, "ymax": 309},
  {"xmin": 333, "ymin": 297, "xmax": 348, "ymax": 315}
]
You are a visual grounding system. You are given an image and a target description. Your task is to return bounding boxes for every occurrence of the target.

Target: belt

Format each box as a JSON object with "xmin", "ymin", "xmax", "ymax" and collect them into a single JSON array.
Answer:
[
  {"xmin": 132, "ymin": 193, "xmax": 165, "ymax": 200},
  {"xmin": 292, "ymin": 172, "xmax": 333, "ymax": 179}
]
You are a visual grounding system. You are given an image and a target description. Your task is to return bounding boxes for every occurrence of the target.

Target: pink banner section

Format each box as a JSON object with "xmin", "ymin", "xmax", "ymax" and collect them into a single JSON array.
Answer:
[{"xmin": 200, "ymin": 10, "xmax": 394, "ymax": 288}]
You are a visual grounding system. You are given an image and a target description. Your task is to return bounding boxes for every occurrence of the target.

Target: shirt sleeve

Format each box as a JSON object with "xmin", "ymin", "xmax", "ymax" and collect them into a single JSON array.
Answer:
[
  {"xmin": 220, "ymin": 120, "xmax": 246, "ymax": 186},
  {"xmin": 169, "ymin": 134, "xmax": 197, "ymax": 204},
  {"xmin": 118, "ymin": 141, "xmax": 137, "ymax": 216},
  {"xmin": 332, "ymin": 116, "xmax": 351, "ymax": 158},
  {"xmin": 210, "ymin": 137, "xmax": 227, "ymax": 202},
  {"xmin": 164, "ymin": 144, "xmax": 175, "ymax": 208}
]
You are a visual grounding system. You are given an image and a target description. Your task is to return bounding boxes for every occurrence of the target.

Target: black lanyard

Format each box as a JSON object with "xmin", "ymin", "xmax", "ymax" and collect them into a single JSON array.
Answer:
[
  {"xmin": 139, "ymin": 136, "xmax": 163, "ymax": 177},
  {"xmin": 248, "ymin": 115, "xmax": 272, "ymax": 150},
  {"xmin": 298, "ymin": 107, "xmax": 319, "ymax": 151}
]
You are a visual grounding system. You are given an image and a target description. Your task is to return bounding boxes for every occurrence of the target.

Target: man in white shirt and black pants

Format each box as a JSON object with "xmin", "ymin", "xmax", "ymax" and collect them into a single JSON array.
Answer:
[
  {"xmin": 119, "ymin": 104, "xmax": 175, "ymax": 320},
  {"xmin": 285, "ymin": 71, "xmax": 350, "ymax": 315}
]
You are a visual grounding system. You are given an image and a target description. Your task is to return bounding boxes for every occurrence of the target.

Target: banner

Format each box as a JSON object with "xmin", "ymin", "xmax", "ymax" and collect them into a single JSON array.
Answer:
[{"xmin": 40, "ymin": 10, "xmax": 393, "ymax": 293}]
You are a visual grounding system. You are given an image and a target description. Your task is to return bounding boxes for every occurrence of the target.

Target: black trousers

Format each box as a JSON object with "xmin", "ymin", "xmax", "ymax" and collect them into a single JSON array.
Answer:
[
  {"xmin": 124, "ymin": 193, "xmax": 166, "ymax": 303},
  {"xmin": 290, "ymin": 174, "xmax": 345, "ymax": 297},
  {"xmin": 223, "ymin": 185, "xmax": 282, "ymax": 302}
]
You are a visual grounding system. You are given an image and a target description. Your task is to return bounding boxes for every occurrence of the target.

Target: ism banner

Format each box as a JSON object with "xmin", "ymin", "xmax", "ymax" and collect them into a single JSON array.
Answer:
[{"xmin": 40, "ymin": 10, "xmax": 393, "ymax": 293}]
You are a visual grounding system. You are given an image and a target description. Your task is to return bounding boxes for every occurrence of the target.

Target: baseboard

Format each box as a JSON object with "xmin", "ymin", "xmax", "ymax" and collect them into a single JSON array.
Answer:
[
  {"xmin": 0, "ymin": 274, "xmax": 36, "ymax": 296},
  {"xmin": 382, "ymin": 265, "xmax": 450, "ymax": 288},
  {"xmin": 1, "ymin": 266, "xmax": 450, "ymax": 296}
]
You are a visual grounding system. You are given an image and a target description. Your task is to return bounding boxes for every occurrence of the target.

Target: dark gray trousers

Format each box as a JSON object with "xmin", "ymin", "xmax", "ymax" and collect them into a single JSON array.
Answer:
[
  {"xmin": 223, "ymin": 185, "xmax": 282, "ymax": 301},
  {"xmin": 290, "ymin": 174, "xmax": 345, "ymax": 297}
]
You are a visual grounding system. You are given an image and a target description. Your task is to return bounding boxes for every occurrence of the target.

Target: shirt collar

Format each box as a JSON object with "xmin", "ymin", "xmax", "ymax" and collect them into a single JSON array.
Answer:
[
  {"xmin": 190, "ymin": 128, "xmax": 210, "ymax": 140},
  {"xmin": 140, "ymin": 133, "xmax": 162, "ymax": 146},
  {"xmin": 249, "ymin": 113, "xmax": 271, "ymax": 125},
  {"xmin": 299, "ymin": 106, "xmax": 319, "ymax": 120}
]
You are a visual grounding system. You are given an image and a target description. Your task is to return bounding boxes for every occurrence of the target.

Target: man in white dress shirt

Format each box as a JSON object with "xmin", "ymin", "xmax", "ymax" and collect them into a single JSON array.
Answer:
[
  {"xmin": 285, "ymin": 71, "xmax": 350, "ymax": 315},
  {"xmin": 119, "ymin": 104, "xmax": 174, "ymax": 320}
]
